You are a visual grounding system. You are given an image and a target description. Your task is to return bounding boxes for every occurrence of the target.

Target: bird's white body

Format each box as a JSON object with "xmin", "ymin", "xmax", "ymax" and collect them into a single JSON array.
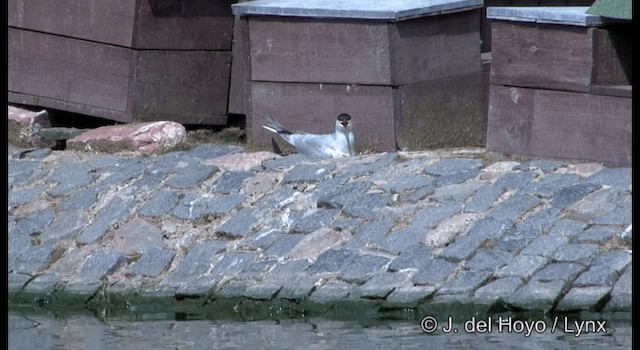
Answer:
[{"xmin": 262, "ymin": 114, "xmax": 356, "ymax": 159}]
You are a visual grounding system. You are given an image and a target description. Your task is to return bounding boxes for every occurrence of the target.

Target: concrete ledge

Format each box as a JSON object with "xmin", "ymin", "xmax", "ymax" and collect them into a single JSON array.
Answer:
[
  {"xmin": 487, "ymin": 6, "xmax": 607, "ymax": 27},
  {"xmin": 232, "ymin": 0, "xmax": 483, "ymax": 21}
]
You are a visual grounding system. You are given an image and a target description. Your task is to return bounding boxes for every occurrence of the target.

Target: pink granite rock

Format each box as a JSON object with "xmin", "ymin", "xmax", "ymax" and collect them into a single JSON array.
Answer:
[
  {"xmin": 67, "ymin": 121, "xmax": 187, "ymax": 155},
  {"xmin": 8, "ymin": 105, "xmax": 51, "ymax": 147}
]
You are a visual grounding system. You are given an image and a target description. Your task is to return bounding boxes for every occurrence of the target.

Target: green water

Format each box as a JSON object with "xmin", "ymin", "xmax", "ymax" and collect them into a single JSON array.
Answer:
[{"xmin": 8, "ymin": 299, "xmax": 632, "ymax": 349}]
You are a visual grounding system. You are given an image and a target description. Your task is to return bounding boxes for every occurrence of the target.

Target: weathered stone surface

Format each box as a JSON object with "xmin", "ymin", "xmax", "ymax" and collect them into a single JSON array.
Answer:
[
  {"xmin": 549, "ymin": 183, "xmax": 601, "ymax": 208},
  {"xmin": 315, "ymin": 181, "xmax": 372, "ymax": 209},
  {"xmin": 385, "ymin": 286, "xmax": 436, "ymax": 305},
  {"xmin": 288, "ymin": 228, "xmax": 350, "ymax": 261},
  {"xmin": 553, "ymin": 243, "xmax": 599, "ymax": 265},
  {"xmin": 8, "ymin": 106, "xmax": 51, "ymax": 147},
  {"xmin": 555, "ymin": 286, "xmax": 612, "ymax": 312},
  {"xmin": 387, "ymin": 244, "xmax": 434, "ymax": 272},
  {"xmin": 164, "ymin": 241, "xmax": 227, "ymax": 281},
  {"xmin": 488, "ymin": 194, "xmax": 541, "ymax": 221},
  {"xmin": 283, "ymin": 163, "xmax": 336, "ymax": 184},
  {"xmin": 67, "ymin": 121, "xmax": 187, "ymax": 155},
  {"xmin": 209, "ymin": 252, "xmax": 256, "ymax": 278},
  {"xmin": 39, "ymin": 209, "xmax": 87, "ymax": 244},
  {"xmin": 603, "ymin": 267, "xmax": 631, "ymax": 311},
  {"xmin": 206, "ymin": 151, "xmax": 277, "ymax": 172},
  {"xmin": 216, "ymin": 208, "xmax": 259, "ymax": 238},
  {"xmin": 172, "ymin": 193, "xmax": 245, "ymax": 220},
  {"xmin": 265, "ymin": 234, "xmax": 305, "ymax": 257},
  {"xmin": 495, "ymin": 255, "xmax": 548, "ymax": 279},
  {"xmin": 307, "ymin": 249, "xmax": 360, "ymax": 274},
  {"xmin": 350, "ymin": 272, "xmax": 408, "ymax": 299},
  {"xmin": 12, "ymin": 243, "xmax": 56, "ymax": 274},
  {"xmin": 531, "ymin": 262, "xmax": 584, "ymax": 283},
  {"xmin": 574, "ymin": 226, "xmax": 619, "ymax": 243},
  {"xmin": 77, "ymin": 196, "xmax": 136, "ymax": 245},
  {"xmin": 381, "ymin": 175, "xmax": 433, "ymax": 194},
  {"xmin": 438, "ymin": 233, "xmax": 487, "ymax": 262},
  {"xmin": 210, "ymin": 171, "xmax": 253, "ymax": 193},
  {"xmin": 338, "ymin": 254, "xmax": 390, "ymax": 284},
  {"xmin": 431, "ymin": 181, "xmax": 484, "ymax": 205},
  {"xmin": 75, "ymin": 250, "xmax": 126, "ymax": 281},
  {"xmin": 514, "ymin": 160, "xmax": 565, "ymax": 173},
  {"xmin": 139, "ymin": 190, "xmax": 181, "ymax": 217},
  {"xmin": 424, "ymin": 212, "xmax": 478, "ymax": 247},
  {"xmin": 166, "ymin": 165, "xmax": 218, "ymax": 188},
  {"xmin": 519, "ymin": 235, "xmax": 569, "ymax": 257},
  {"xmin": 584, "ymin": 167, "xmax": 631, "ymax": 190},
  {"xmin": 472, "ymin": 276, "xmax": 524, "ymax": 304},
  {"xmin": 341, "ymin": 193, "xmax": 391, "ymax": 220},
  {"xmin": 308, "ymin": 281, "xmax": 354, "ymax": 303},
  {"xmin": 494, "ymin": 171, "xmax": 537, "ymax": 190},
  {"xmin": 411, "ymin": 259, "xmax": 459, "ymax": 286},
  {"xmin": 464, "ymin": 184, "xmax": 504, "ymax": 212},
  {"xmin": 505, "ymin": 280, "xmax": 566, "ymax": 312},
  {"xmin": 290, "ymin": 209, "xmax": 340, "ymax": 234},
  {"xmin": 573, "ymin": 251, "xmax": 631, "ymax": 287},
  {"xmin": 8, "ymin": 185, "xmax": 48, "ymax": 206},
  {"xmin": 437, "ymin": 270, "xmax": 492, "ymax": 295},
  {"xmin": 111, "ymin": 218, "xmax": 163, "ymax": 254},
  {"xmin": 128, "ymin": 248, "xmax": 176, "ymax": 278},
  {"xmin": 277, "ymin": 275, "xmax": 319, "ymax": 300},
  {"xmin": 465, "ymin": 249, "xmax": 513, "ymax": 272}
]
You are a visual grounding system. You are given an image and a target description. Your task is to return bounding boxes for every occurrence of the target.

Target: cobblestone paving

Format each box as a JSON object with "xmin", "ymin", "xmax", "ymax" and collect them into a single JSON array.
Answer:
[{"xmin": 8, "ymin": 144, "xmax": 632, "ymax": 313}]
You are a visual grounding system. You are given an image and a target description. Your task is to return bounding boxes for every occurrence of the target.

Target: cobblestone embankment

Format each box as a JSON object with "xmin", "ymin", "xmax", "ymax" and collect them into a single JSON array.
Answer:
[{"xmin": 8, "ymin": 144, "xmax": 632, "ymax": 314}]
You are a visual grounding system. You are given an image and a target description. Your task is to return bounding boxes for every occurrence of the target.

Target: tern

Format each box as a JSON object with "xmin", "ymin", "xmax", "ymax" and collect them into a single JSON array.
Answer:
[{"xmin": 262, "ymin": 114, "xmax": 356, "ymax": 159}]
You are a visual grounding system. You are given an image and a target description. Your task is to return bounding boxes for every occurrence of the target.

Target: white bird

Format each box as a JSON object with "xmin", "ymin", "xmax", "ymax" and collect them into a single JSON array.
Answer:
[{"xmin": 262, "ymin": 114, "xmax": 356, "ymax": 159}]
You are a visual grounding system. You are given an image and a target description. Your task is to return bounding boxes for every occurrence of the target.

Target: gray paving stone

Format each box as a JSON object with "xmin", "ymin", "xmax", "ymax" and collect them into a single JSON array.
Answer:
[
  {"xmin": 345, "ymin": 217, "xmax": 394, "ymax": 250},
  {"xmin": 432, "ymin": 181, "xmax": 483, "ymax": 205},
  {"xmin": 573, "ymin": 250, "xmax": 631, "ymax": 287},
  {"xmin": 514, "ymin": 160, "xmax": 565, "ymax": 173},
  {"xmin": 78, "ymin": 196, "xmax": 136, "ymax": 245},
  {"xmin": 12, "ymin": 209, "xmax": 55, "ymax": 236},
  {"xmin": 252, "ymin": 230, "xmax": 286, "ymax": 250},
  {"xmin": 387, "ymin": 244, "xmax": 434, "ymax": 272},
  {"xmin": 603, "ymin": 267, "xmax": 631, "ymax": 311},
  {"xmin": 399, "ymin": 186, "xmax": 435, "ymax": 203},
  {"xmin": 172, "ymin": 193, "xmax": 245, "ymax": 220},
  {"xmin": 380, "ymin": 226, "xmax": 427, "ymax": 256},
  {"xmin": 144, "ymin": 151, "xmax": 193, "ymax": 174},
  {"xmin": 315, "ymin": 181, "xmax": 372, "ymax": 209},
  {"xmin": 492, "ymin": 234, "xmax": 532, "ymax": 252},
  {"xmin": 411, "ymin": 259, "xmax": 459, "ymax": 286},
  {"xmin": 100, "ymin": 161, "xmax": 147, "ymax": 186},
  {"xmin": 519, "ymin": 235, "xmax": 569, "ymax": 257},
  {"xmin": 86, "ymin": 155, "xmax": 127, "ymax": 169},
  {"xmin": 555, "ymin": 286, "xmax": 612, "ymax": 312},
  {"xmin": 48, "ymin": 164, "xmax": 98, "ymax": 197},
  {"xmin": 553, "ymin": 243, "xmax": 599, "ymax": 265},
  {"xmin": 59, "ymin": 187, "xmax": 100, "ymax": 210},
  {"xmin": 472, "ymin": 276, "xmax": 524, "ymax": 304},
  {"xmin": 182, "ymin": 144, "xmax": 243, "ymax": 160},
  {"xmin": 243, "ymin": 282, "xmax": 283, "ymax": 300},
  {"xmin": 166, "ymin": 165, "xmax": 218, "ymax": 188},
  {"xmin": 133, "ymin": 172, "xmax": 168, "ymax": 191},
  {"xmin": 548, "ymin": 219, "xmax": 587, "ymax": 238},
  {"xmin": 592, "ymin": 200, "xmax": 631, "ymax": 226},
  {"xmin": 262, "ymin": 153, "xmax": 310, "ymax": 171},
  {"xmin": 267, "ymin": 259, "xmax": 312, "ymax": 278},
  {"xmin": 64, "ymin": 280, "xmax": 104, "ymax": 295},
  {"xmin": 308, "ymin": 281, "xmax": 354, "ymax": 303},
  {"xmin": 505, "ymin": 280, "xmax": 565, "ymax": 312},
  {"xmin": 381, "ymin": 175, "xmax": 433, "ymax": 194},
  {"xmin": 22, "ymin": 148, "xmax": 53, "ymax": 160},
  {"xmin": 76, "ymin": 250, "xmax": 126, "ymax": 280},
  {"xmin": 574, "ymin": 226, "xmax": 619, "ymax": 243},
  {"xmin": 8, "ymin": 160, "xmax": 40, "ymax": 179},
  {"xmin": 210, "ymin": 252, "xmax": 256, "ymax": 278},
  {"xmin": 523, "ymin": 174, "xmax": 581, "ymax": 197},
  {"xmin": 330, "ymin": 218, "xmax": 362, "ymax": 232},
  {"xmin": 465, "ymin": 249, "xmax": 513, "ymax": 272},
  {"xmin": 12, "ymin": 243, "xmax": 56, "ymax": 274},
  {"xmin": 515, "ymin": 209, "xmax": 560, "ymax": 234},
  {"xmin": 256, "ymin": 187, "xmax": 299, "ymax": 208},
  {"xmin": 216, "ymin": 208, "xmax": 259, "ymax": 238},
  {"xmin": 128, "ymin": 248, "xmax": 176, "ymax": 278},
  {"xmin": 9, "ymin": 185, "xmax": 48, "ymax": 206},
  {"xmin": 344, "ymin": 152, "xmax": 400, "ymax": 178},
  {"xmin": 283, "ymin": 163, "xmax": 336, "ymax": 184},
  {"xmin": 241, "ymin": 260, "xmax": 275, "ymax": 280},
  {"xmin": 464, "ymin": 184, "xmax": 504, "ymax": 212},
  {"xmin": 438, "ymin": 234, "xmax": 487, "ymax": 262},
  {"xmin": 338, "ymin": 254, "xmax": 390, "ymax": 284},
  {"xmin": 424, "ymin": 158, "xmax": 483, "ymax": 176},
  {"xmin": 350, "ymin": 272, "xmax": 408, "ymax": 299},
  {"xmin": 549, "ymin": 183, "xmax": 601, "ymax": 208},
  {"xmin": 216, "ymin": 279, "xmax": 254, "ymax": 298},
  {"xmin": 385, "ymin": 286, "xmax": 436, "ymax": 305},
  {"xmin": 210, "ymin": 171, "xmax": 253, "ymax": 193},
  {"xmin": 308, "ymin": 249, "xmax": 359, "ymax": 274},
  {"xmin": 265, "ymin": 234, "xmax": 305, "ymax": 256},
  {"xmin": 494, "ymin": 171, "xmax": 536, "ymax": 190},
  {"xmin": 488, "ymin": 194, "xmax": 541, "ymax": 221},
  {"xmin": 583, "ymin": 167, "xmax": 631, "ymax": 190},
  {"xmin": 175, "ymin": 275, "xmax": 222, "ymax": 296},
  {"xmin": 166, "ymin": 241, "xmax": 227, "ymax": 280},
  {"xmin": 466, "ymin": 218, "xmax": 513, "ymax": 240},
  {"xmin": 23, "ymin": 272, "xmax": 63, "ymax": 294},
  {"xmin": 140, "ymin": 190, "xmax": 181, "ymax": 217},
  {"xmin": 434, "ymin": 168, "xmax": 481, "ymax": 187},
  {"xmin": 341, "ymin": 193, "xmax": 391, "ymax": 220},
  {"xmin": 437, "ymin": 270, "xmax": 492, "ymax": 295},
  {"xmin": 41, "ymin": 209, "xmax": 87, "ymax": 243},
  {"xmin": 277, "ymin": 275, "xmax": 319, "ymax": 300},
  {"xmin": 531, "ymin": 262, "xmax": 584, "ymax": 283},
  {"xmin": 291, "ymin": 209, "xmax": 340, "ymax": 233},
  {"xmin": 495, "ymin": 255, "xmax": 548, "ymax": 279}
]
